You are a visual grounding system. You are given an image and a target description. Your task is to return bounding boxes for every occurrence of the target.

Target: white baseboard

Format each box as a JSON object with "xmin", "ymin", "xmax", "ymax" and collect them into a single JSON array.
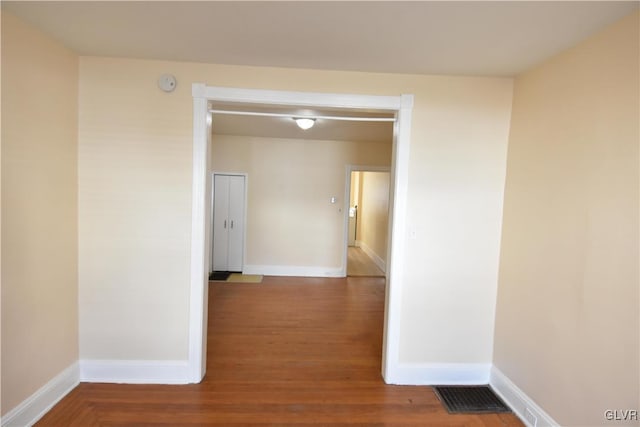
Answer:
[
  {"xmin": 490, "ymin": 366, "xmax": 559, "ymax": 427},
  {"xmin": 243, "ymin": 265, "xmax": 343, "ymax": 278},
  {"xmin": 2, "ymin": 362, "xmax": 79, "ymax": 427},
  {"xmin": 384, "ymin": 362, "xmax": 491, "ymax": 385},
  {"xmin": 79, "ymin": 359, "xmax": 191, "ymax": 384},
  {"xmin": 358, "ymin": 240, "xmax": 387, "ymax": 273}
]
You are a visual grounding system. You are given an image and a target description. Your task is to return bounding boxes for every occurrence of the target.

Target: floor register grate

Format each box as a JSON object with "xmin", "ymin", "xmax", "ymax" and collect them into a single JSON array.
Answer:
[{"xmin": 433, "ymin": 385, "xmax": 512, "ymax": 414}]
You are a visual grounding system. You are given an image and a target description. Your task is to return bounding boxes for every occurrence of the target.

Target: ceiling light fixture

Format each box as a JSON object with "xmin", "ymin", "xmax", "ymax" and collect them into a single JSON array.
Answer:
[{"xmin": 294, "ymin": 118, "xmax": 315, "ymax": 130}]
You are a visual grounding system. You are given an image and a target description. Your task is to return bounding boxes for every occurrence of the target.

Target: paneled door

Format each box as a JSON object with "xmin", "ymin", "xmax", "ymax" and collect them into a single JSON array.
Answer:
[{"xmin": 212, "ymin": 174, "xmax": 245, "ymax": 272}]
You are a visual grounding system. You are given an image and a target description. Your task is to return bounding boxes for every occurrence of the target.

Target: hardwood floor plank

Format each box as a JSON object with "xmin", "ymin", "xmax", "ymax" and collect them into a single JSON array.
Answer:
[
  {"xmin": 347, "ymin": 247, "xmax": 385, "ymax": 276},
  {"xmin": 36, "ymin": 276, "xmax": 522, "ymax": 426}
]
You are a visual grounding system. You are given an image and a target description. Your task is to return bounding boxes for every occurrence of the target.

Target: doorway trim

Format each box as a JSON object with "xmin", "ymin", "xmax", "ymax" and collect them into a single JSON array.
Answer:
[
  {"xmin": 190, "ymin": 83, "xmax": 413, "ymax": 383},
  {"xmin": 342, "ymin": 165, "xmax": 391, "ymax": 277}
]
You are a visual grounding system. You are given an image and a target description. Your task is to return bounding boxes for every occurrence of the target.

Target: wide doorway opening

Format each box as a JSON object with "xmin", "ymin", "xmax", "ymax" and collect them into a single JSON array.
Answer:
[
  {"xmin": 189, "ymin": 85, "xmax": 413, "ymax": 384},
  {"xmin": 209, "ymin": 103, "xmax": 394, "ymax": 279}
]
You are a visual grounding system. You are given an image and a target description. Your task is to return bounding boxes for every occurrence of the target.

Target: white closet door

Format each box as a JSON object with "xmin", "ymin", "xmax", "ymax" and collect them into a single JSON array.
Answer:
[
  {"xmin": 227, "ymin": 176, "xmax": 245, "ymax": 272},
  {"xmin": 212, "ymin": 175, "xmax": 230, "ymax": 271}
]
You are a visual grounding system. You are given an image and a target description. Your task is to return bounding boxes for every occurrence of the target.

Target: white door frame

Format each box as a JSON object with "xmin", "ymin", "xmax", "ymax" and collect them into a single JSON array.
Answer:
[
  {"xmin": 342, "ymin": 165, "xmax": 391, "ymax": 277},
  {"xmin": 210, "ymin": 172, "xmax": 249, "ymax": 274},
  {"xmin": 190, "ymin": 83, "xmax": 413, "ymax": 383}
]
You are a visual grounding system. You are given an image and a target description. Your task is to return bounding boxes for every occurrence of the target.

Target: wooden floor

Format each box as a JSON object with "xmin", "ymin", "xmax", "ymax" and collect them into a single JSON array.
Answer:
[
  {"xmin": 347, "ymin": 246, "xmax": 385, "ymax": 277},
  {"xmin": 37, "ymin": 277, "xmax": 522, "ymax": 426}
]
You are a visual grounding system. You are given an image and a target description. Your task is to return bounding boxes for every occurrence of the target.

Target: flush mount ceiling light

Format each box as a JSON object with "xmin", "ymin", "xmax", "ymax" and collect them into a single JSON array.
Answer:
[{"xmin": 294, "ymin": 118, "xmax": 315, "ymax": 130}]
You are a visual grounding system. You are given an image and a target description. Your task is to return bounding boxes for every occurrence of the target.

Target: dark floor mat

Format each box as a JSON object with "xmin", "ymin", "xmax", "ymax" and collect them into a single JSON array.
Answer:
[
  {"xmin": 209, "ymin": 271, "xmax": 231, "ymax": 281},
  {"xmin": 433, "ymin": 385, "xmax": 512, "ymax": 414}
]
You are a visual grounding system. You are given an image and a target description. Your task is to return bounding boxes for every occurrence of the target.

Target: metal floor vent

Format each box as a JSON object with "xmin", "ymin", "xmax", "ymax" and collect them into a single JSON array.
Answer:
[{"xmin": 433, "ymin": 385, "xmax": 512, "ymax": 414}]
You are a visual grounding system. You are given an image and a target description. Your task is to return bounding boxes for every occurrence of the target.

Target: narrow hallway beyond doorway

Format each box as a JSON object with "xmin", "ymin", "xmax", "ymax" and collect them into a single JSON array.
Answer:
[{"xmin": 347, "ymin": 247, "xmax": 384, "ymax": 277}]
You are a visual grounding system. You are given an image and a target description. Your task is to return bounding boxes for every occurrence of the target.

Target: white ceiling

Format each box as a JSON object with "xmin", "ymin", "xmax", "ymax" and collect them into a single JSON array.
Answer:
[
  {"xmin": 4, "ymin": 1, "xmax": 636, "ymax": 142},
  {"xmin": 212, "ymin": 113, "xmax": 393, "ymax": 143},
  {"xmin": 4, "ymin": 1, "xmax": 638, "ymax": 77},
  {"xmin": 209, "ymin": 103, "xmax": 394, "ymax": 143}
]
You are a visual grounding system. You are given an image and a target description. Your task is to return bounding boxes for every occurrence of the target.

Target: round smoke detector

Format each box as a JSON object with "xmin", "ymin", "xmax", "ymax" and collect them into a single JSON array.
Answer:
[{"xmin": 158, "ymin": 74, "xmax": 177, "ymax": 92}]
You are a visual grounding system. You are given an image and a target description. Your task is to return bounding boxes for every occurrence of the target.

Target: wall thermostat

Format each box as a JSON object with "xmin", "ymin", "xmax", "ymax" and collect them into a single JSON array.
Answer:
[{"xmin": 158, "ymin": 74, "xmax": 177, "ymax": 92}]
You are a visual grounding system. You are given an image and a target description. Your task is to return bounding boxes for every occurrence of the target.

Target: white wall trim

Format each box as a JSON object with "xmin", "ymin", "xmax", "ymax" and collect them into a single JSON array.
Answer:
[
  {"xmin": 199, "ymin": 85, "xmax": 402, "ymax": 111},
  {"xmin": 384, "ymin": 362, "xmax": 491, "ymax": 385},
  {"xmin": 243, "ymin": 264, "xmax": 343, "ymax": 278},
  {"xmin": 192, "ymin": 84, "xmax": 413, "ymax": 385},
  {"xmin": 79, "ymin": 359, "xmax": 190, "ymax": 384},
  {"xmin": 381, "ymin": 94, "xmax": 413, "ymax": 382},
  {"xmin": 358, "ymin": 240, "xmax": 387, "ymax": 273},
  {"xmin": 348, "ymin": 166, "xmax": 392, "ymax": 172},
  {"xmin": 1, "ymin": 362, "xmax": 79, "ymax": 427},
  {"xmin": 188, "ymin": 87, "xmax": 210, "ymax": 383},
  {"xmin": 490, "ymin": 366, "xmax": 559, "ymax": 427}
]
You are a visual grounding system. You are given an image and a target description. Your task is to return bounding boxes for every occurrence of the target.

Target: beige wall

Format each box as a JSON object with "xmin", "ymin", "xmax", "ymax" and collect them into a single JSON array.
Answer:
[
  {"xmin": 494, "ymin": 12, "xmax": 639, "ymax": 426},
  {"xmin": 78, "ymin": 55, "xmax": 513, "ymax": 365},
  {"xmin": 1, "ymin": 12, "xmax": 79, "ymax": 415},
  {"xmin": 349, "ymin": 171, "xmax": 359, "ymax": 209},
  {"xmin": 78, "ymin": 62, "xmax": 193, "ymax": 360},
  {"xmin": 358, "ymin": 172, "xmax": 390, "ymax": 265},
  {"xmin": 211, "ymin": 135, "xmax": 391, "ymax": 270}
]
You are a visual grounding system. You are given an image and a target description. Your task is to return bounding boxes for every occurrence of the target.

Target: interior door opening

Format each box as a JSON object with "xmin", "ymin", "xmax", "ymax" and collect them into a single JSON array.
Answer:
[
  {"xmin": 190, "ymin": 84, "xmax": 414, "ymax": 384},
  {"xmin": 346, "ymin": 169, "xmax": 390, "ymax": 277}
]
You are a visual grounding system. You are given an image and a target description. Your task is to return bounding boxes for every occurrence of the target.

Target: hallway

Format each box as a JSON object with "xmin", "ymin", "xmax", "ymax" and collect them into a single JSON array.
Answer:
[{"xmin": 347, "ymin": 246, "xmax": 385, "ymax": 276}]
